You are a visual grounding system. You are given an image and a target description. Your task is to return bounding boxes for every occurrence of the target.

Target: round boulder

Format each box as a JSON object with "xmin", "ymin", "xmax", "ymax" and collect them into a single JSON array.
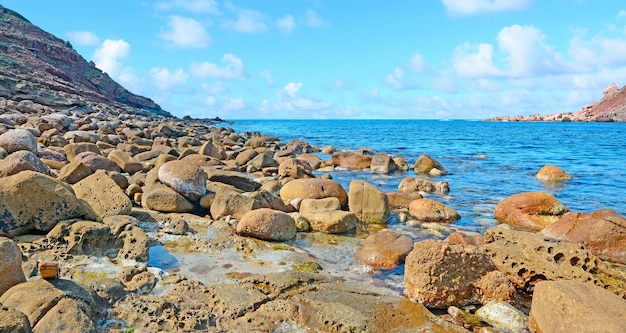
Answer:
[
  {"xmin": 536, "ymin": 165, "xmax": 572, "ymax": 182},
  {"xmin": 236, "ymin": 208, "xmax": 297, "ymax": 241},
  {"xmin": 0, "ymin": 237, "xmax": 26, "ymax": 296},
  {"xmin": 355, "ymin": 229, "xmax": 413, "ymax": 268},
  {"xmin": 413, "ymin": 154, "xmax": 447, "ymax": 176},
  {"xmin": 408, "ymin": 198, "xmax": 460, "ymax": 222},
  {"xmin": 0, "ymin": 128, "xmax": 38, "ymax": 154},
  {"xmin": 494, "ymin": 192, "xmax": 568, "ymax": 231},
  {"xmin": 280, "ymin": 178, "xmax": 348, "ymax": 208},
  {"xmin": 158, "ymin": 160, "xmax": 207, "ymax": 201}
]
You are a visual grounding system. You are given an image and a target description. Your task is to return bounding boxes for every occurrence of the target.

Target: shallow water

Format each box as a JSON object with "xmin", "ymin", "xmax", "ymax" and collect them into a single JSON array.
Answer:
[{"xmin": 149, "ymin": 120, "xmax": 626, "ymax": 295}]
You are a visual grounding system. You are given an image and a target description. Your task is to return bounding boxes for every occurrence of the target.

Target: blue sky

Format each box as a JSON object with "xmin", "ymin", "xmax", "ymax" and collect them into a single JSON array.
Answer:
[{"xmin": 3, "ymin": 0, "xmax": 626, "ymax": 119}]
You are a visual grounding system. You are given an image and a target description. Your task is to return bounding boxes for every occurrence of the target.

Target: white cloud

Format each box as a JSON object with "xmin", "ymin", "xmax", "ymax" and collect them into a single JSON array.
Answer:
[
  {"xmin": 496, "ymin": 24, "xmax": 565, "ymax": 76},
  {"xmin": 277, "ymin": 15, "xmax": 296, "ymax": 35},
  {"xmin": 386, "ymin": 68, "xmax": 406, "ymax": 90},
  {"xmin": 92, "ymin": 39, "xmax": 131, "ymax": 76},
  {"xmin": 284, "ymin": 82, "xmax": 302, "ymax": 97},
  {"xmin": 453, "ymin": 42, "xmax": 503, "ymax": 78},
  {"xmin": 408, "ymin": 53, "xmax": 425, "ymax": 73},
  {"xmin": 159, "ymin": 15, "xmax": 212, "ymax": 49},
  {"xmin": 618, "ymin": 10, "xmax": 626, "ymax": 19},
  {"xmin": 200, "ymin": 82, "xmax": 225, "ymax": 94},
  {"xmin": 442, "ymin": 0, "xmax": 531, "ymax": 15},
  {"xmin": 155, "ymin": 0, "xmax": 219, "ymax": 14},
  {"xmin": 332, "ymin": 80, "xmax": 352, "ymax": 89},
  {"xmin": 224, "ymin": 4, "xmax": 268, "ymax": 34},
  {"xmin": 259, "ymin": 70, "xmax": 273, "ymax": 85},
  {"xmin": 303, "ymin": 10, "xmax": 328, "ymax": 27},
  {"xmin": 222, "ymin": 97, "xmax": 247, "ymax": 111},
  {"xmin": 569, "ymin": 34, "xmax": 626, "ymax": 70},
  {"xmin": 149, "ymin": 67, "xmax": 188, "ymax": 91},
  {"xmin": 189, "ymin": 54, "xmax": 246, "ymax": 80},
  {"xmin": 67, "ymin": 31, "xmax": 100, "ymax": 46}
]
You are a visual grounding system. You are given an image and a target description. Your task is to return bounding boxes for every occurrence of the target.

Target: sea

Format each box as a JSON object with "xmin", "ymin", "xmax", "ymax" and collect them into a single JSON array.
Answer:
[
  {"xmin": 151, "ymin": 119, "xmax": 626, "ymax": 293},
  {"xmin": 227, "ymin": 119, "xmax": 626, "ymax": 232}
]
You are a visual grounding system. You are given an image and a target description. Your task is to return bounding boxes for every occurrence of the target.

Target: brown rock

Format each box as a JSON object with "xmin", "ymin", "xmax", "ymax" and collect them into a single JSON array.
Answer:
[
  {"xmin": 280, "ymin": 178, "xmax": 348, "ymax": 208},
  {"xmin": 75, "ymin": 151, "xmax": 121, "ymax": 173},
  {"xmin": 404, "ymin": 239, "xmax": 506, "ymax": 308},
  {"xmin": 236, "ymin": 208, "xmax": 297, "ymax": 241},
  {"xmin": 355, "ymin": 229, "xmax": 413, "ymax": 268},
  {"xmin": 205, "ymin": 169, "xmax": 261, "ymax": 192},
  {"xmin": 234, "ymin": 148, "xmax": 258, "ymax": 165},
  {"xmin": 142, "ymin": 186, "xmax": 194, "ymax": 213},
  {"xmin": 331, "ymin": 151, "xmax": 372, "ymax": 170},
  {"xmin": 181, "ymin": 153, "xmax": 224, "ymax": 167},
  {"xmin": 0, "ymin": 237, "xmax": 26, "ymax": 296},
  {"xmin": 299, "ymin": 197, "xmax": 341, "ymax": 215},
  {"xmin": 494, "ymin": 192, "xmax": 568, "ymax": 231},
  {"xmin": 529, "ymin": 280, "xmax": 626, "ymax": 333},
  {"xmin": 0, "ymin": 305, "xmax": 31, "ymax": 333},
  {"xmin": 414, "ymin": 178, "xmax": 450, "ymax": 194},
  {"xmin": 413, "ymin": 154, "xmax": 447, "ymax": 175},
  {"xmin": 482, "ymin": 226, "xmax": 608, "ymax": 291},
  {"xmin": 306, "ymin": 211, "xmax": 357, "ymax": 233},
  {"xmin": 408, "ymin": 198, "xmax": 460, "ymax": 222},
  {"xmin": 107, "ymin": 149, "xmax": 143, "ymax": 174},
  {"xmin": 446, "ymin": 231, "xmax": 479, "ymax": 246},
  {"xmin": 0, "ymin": 171, "xmax": 88, "ymax": 237},
  {"xmin": 209, "ymin": 187, "xmax": 255, "ymax": 219},
  {"xmin": 63, "ymin": 142, "xmax": 101, "ymax": 161},
  {"xmin": 535, "ymin": 164, "xmax": 572, "ymax": 182},
  {"xmin": 348, "ymin": 180, "xmax": 390, "ymax": 224},
  {"xmin": 199, "ymin": 141, "xmax": 226, "ymax": 160},
  {"xmin": 386, "ymin": 191, "xmax": 423, "ymax": 209},
  {"xmin": 398, "ymin": 177, "xmax": 418, "ymax": 192},
  {"xmin": 278, "ymin": 158, "xmax": 315, "ymax": 179},
  {"xmin": 0, "ymin": 150, "xmax": 52, "ymax": 178},
  {"xmin": 72, "ymin": 170, "xmax": 132, "ymax": 221},
  {"xmin": 370, "ymin": 154, "xmax": 396, "ymax": 174},
  {"xmin": 158, "ymin": 160, "xmax": 207, "ymax": 201},
  {"xmin": 57, "ymin": 160, "xmax": 93, "ymax": 184},
  {"xmin": 0, "ymin": 128, "xmax": 38, "ymax": 154},
  {"xmin": 249, "ymin": 153, "xmax": 278, "ymax": 170},
  {"xmin": 0, "ymin": 279, "xmax": 99, "ymax": 332},
  {"xmin": 541, "ymin": 209, "xmax": 626, "ymax": 264}
]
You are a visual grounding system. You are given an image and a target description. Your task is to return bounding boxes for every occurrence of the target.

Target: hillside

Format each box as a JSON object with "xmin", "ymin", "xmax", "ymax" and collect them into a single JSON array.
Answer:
[
  {"xmin": 488, "ymin": 83, "xmax": 626, "ymax": 122},
  {"xmin": 0, "ymin": 5, "xmax": 170, "ymax": 117}
]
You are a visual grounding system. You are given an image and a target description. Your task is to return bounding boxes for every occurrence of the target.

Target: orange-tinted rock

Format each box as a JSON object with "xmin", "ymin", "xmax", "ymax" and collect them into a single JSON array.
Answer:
[
  {"xmin": 536, "ymin": 165, "xmax": 572, "ymax": 182},
  {"xmin": 413, "ymin": 154, "xmax": 447, "ymax": 176},
  {"xmin": 494, "ymin": 192, "xmax": 568, "ymax": 231},
  {"xmin": 446, "ymin": 232, "xmax": 478, "ymax": 246},
  {"xmin": 280, "ymin": 178, "xmax": 348, "ymax": 208},
  {"xmin": 331, "ymin": 152, "xmax": 372, "ymax": 170},
  {"xmin": 355, "ymin": 230, "xmax": 413, "ymax": 268},
  {"xmin": 278, "ymin": 158, "xmax": 315, "ymax": 180},
  {"xmin": 541, "ymin": 209, "xmax": 626, "ymax": 264},
  {"xmin": 529, "ymin": 280, "xmax": 626, "ymax": 333},
  {"xmin": 386, "ymin": 191, "xmax": 423, "ymax": 210},
  {"xmin": 408, "ymin": 198, "xmax": 460, "ymax": 222}
]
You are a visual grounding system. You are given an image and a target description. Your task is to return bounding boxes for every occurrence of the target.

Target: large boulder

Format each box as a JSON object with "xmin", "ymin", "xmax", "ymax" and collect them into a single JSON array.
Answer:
[
  {"xmin": 331, "ymin": 151, "xmax": 372, "ymax": 170},
  {"xmin": 107, "ymin": 149, "xmax": 143, "ymax": 174},
  {"xmin": 75, "ymin": 151, "xmax": 121, "ymax": 173},
  {"xmin": 494, "ymin": 192, "xmax": 568, "ymax": 231},
  {"xmin": 306, "ymin": 211, "xmax": 358, "ymax": 234},
  {"xmin": 408, "ymin": 198, "xmax": 460, "ymax": 222},
  {"xmin": 280, "ymin": 178, "xmax": 348, "ymax": 208},
  {"xmin": 142, "ymin": 186, "xmax": 195, "ymax": 213},
  {"xmin": 0, "ymin": 305, "xmax": 31, "ymax": 333},
  {"xmin": 0, "ymin": 150, "xmax": 52, "ymax": 178},
  {"xmin": 0, "ymin": 171, "xmax": 88, "ymax": 237},
  {"xmin": 541, "ymin": 209, "xmax": 626, "ymax": 264},
  {"xmin": 404, "ymin": 239, "xmax": 515, "ymax": 308},
  {"xmin": 386, "ymin": 191, "xmax": 423, "ymax": 210},
  {"xmin": 535, "ymin": 164, "xmax": 572, "ymax": 182},
  {"xmin": 278, "ymin": 158, "xmax": 315, "ymax": 180},
  {"xmin": 72, "ymin": 170, "xmax": 132, "ymax": 221},
  {"xmin": 0, "ymin": 279, "xmax": 100, "ymax": 333},
  {"xmin": 210, "ymin": 187, "xmax": 255, "ymax": 219},
  {"xmin": 529, "ymin": 280, "xmax": 626, "ymax": 333},
  {"xmin": 355, "ymin": 229, "xmax": 413, "ymax": 268},
  {"xmin": 348, "ymin": 180, "xmax": 390, "ymax": 224},
  {"xmin": 63, "ymin": 142, "xmax": 101, "ymax": 161},
  {"xmin": 57, "ymin": 160, "xmax": 93, "ymax": 184},
  {"xmin": 158, "ymin": 160, "xmax": 207, "ymax": 201},
  {"xmin": 236, "ymin": 208, "xmax": 296, "ymax": 241},
  {"xmin": 413, "ymin": 154, "xmax": 447, "ymax": 176},
  {"xmin": 482, "ymin": 226, "xmax": 610, "ymax": 292},
  {"xmin": 370, "ymin": 154, "xmax": 396, "ymax": 174},
  {"xmin": 0, "ymin": 237, "xmax": 26, "ymax": 296},
  {"xmin": 0, "ymin": 128, "xmax": 38, "ymax": 154}
]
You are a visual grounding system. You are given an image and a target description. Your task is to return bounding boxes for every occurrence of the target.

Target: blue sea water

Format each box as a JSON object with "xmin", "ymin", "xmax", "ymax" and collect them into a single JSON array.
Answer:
[{"xmin": 228, "ymin": 119, "xmax": 626, "ymax": 234}]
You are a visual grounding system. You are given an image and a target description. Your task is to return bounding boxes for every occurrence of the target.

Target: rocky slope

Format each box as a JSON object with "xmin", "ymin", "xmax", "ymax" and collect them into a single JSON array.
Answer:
[
  {"xmin": 0, "ymin": 5, "xmax": 170, "ymax": 117},
  {"xmin": 488, "ymin": 83, "xmax": 626, "ymax": 122}
]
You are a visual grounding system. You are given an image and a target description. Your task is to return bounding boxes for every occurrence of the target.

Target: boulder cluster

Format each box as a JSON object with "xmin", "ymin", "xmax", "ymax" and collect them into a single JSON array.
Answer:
[{"xmin": 0, "ymin": 100, "xmax": 625, "ymax": 332}]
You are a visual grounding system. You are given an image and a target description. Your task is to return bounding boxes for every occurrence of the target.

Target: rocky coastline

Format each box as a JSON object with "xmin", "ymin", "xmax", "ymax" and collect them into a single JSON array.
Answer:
[
  {"xmin": 487, "ymin": 83, "xmax": 626, "ymax": 122},
  {"xmin": 0, "ymin": 99, "xmax": 625, "ymax": 333}
]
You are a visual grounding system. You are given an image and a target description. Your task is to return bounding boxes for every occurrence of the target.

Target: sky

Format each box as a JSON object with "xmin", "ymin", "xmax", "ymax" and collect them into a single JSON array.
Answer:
[{"xmin": 3, "ymin": 0, "xmax": 626, "ymax": 120}]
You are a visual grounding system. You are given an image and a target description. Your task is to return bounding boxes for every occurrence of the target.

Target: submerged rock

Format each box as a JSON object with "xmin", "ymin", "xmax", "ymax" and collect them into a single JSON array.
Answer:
[
  {"xmin": 355, "ymin": 229, "xmax": 413, "ymax": 268},
  {"xmin": 535, "ymin": 164, "xmax": 572, "ymax": 182},
  {"xmin": 408, "ymin": 198, "xmax": 460, "ymax": 222},
  {"xmin": 494, "ymin": 192, "xmax": 568, "ymax": 231}
]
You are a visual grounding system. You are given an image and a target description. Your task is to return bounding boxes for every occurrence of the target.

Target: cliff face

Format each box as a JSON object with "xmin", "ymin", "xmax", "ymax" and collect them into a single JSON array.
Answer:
[
  {"xmin": 0, "ymin": 5, "xmax": 171, "ymax": 117},
  {"xmin": 488, "ymin": 83, "xmax": 626, "ymax": 122}
]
